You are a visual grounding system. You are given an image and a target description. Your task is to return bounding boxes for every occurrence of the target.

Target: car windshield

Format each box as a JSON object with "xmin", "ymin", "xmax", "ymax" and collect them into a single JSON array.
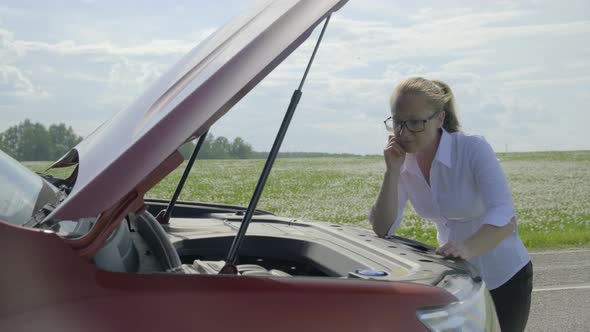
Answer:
[{"xmin": 0, "ymin": 149, "xmax": 51, "ymax": 225}]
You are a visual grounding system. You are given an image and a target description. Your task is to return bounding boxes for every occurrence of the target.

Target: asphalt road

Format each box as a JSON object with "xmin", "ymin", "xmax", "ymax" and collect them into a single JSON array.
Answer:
[{"xmin": 525, "ymin": 249, "xmax": 590, "ymax": 332}]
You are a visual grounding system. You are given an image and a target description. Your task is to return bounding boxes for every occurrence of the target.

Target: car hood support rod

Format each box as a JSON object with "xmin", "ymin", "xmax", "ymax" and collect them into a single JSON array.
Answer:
[
  {"xmin": 220, "ymin": 15, "xmax": 332, "ymax": 274},
  {"xmin": 156, "ymin": 129, "xmax": 209, "ymax": 224}
]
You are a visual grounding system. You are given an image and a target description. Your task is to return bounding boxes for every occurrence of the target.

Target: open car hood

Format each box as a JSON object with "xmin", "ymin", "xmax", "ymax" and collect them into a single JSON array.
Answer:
[{"xmin": 46, "ymin": 0, "xmax": 348, "ymax": 222}]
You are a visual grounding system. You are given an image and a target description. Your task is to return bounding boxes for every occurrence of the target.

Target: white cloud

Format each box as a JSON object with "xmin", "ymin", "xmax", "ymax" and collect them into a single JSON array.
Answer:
[
  {"xmin": 0, "ymin": 6, "xmax": 26, "ymax": 18},
  {"xmin": 0, "ymin": 65, "xmax": 50, "ymax": 98},
  {"xmin": 0, "ymin": 25, "xmax": 214, "ymax": 58},
  {"xmin": 13, "ymin": 38, "xmax": 195, "ymax": 57},
  {"xmin": 502, "ymin": 76, "xmax": 590, "ymax": 89}
]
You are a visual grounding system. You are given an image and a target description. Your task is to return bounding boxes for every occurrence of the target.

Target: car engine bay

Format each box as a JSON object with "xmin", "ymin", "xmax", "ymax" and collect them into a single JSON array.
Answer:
[{"xmin": 89, "ymin": 201, "xmax": 476, "ymax": 286}]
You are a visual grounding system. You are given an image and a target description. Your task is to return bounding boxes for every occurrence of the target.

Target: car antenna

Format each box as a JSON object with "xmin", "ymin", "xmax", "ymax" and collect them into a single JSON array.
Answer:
[
  {"xmin": 219, "ymin": 15, "xmax": 332, "ymax": 275},
  {"xmin": 155, "ymin": 129, "xmax": 210, "ymax": 224}
]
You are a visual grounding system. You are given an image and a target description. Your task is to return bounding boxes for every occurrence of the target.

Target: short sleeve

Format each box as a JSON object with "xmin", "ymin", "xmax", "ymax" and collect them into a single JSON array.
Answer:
[
  {"xmin": 368, "ymin": 179, "xmax": 408, "ymax": 236},
  {"xmin": 470, "ymin": 137, "xmax": 516, "ymax": 227}
]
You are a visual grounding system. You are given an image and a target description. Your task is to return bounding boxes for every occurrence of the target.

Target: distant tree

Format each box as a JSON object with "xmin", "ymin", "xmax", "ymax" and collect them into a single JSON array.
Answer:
[
  {"xmin": 183, "ymin": 133, "xmax": 254, "ymax": 160},
  {"xmin": 231, "ymin": 137, "xmax": 253, "ymax": 159},
  {"xmin": 178, "ymin": 142, "xmax": 196, "ymax": 160},
  {"xmin": 0, "ymin": 119, "xmax": 82, "ymax": 161},
  {"xmin": 0, "ymin": 119, "xmax": 51, "ymax": 161},
  {"xmin": 26, "ymin": 122, "xmax": 53, "ymax": 161},
  {"xmin": 48, "ymin": 123, "xmax": 83, "ymax": 159},
  {"xmin": 194, "ymin": 133, "xmax": 212, "ymax": 159},
  {"xmin": 209, "ymin": 136, "xmax": 231, "ymax": 159},
  {"xmin": 0, "ymin": 125, "xmax": 21, "ymax": 159}
]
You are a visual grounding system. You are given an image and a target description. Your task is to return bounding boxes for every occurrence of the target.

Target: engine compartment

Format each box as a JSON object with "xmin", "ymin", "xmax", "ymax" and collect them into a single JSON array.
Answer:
[
  {"xmin": 175, "ymin": 235, "xmax": 372, "ymax": 277},
  {"xmin": 175, "ymin": 235, "xmax": 360, "ymax": 277},
  {"xmin": 95, "ymin": 213, "xmax": 348, "ymax": 277},
  {"xmin": 91, "ymin": 207, "xmax": 473, "ymax": 287}
]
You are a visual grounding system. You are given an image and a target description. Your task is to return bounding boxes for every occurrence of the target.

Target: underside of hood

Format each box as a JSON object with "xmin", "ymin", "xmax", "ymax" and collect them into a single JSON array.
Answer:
[{"xmin": 46, "ymin": 0, "xmax": 349, "ymax": 222}]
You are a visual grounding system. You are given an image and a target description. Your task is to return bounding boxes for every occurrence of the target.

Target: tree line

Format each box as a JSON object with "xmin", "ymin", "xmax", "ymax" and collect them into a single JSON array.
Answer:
[
  {"xmin": 0, "ymin": 119, "xmax": 83, "ymax": 161},
  {"xmin": 0, "ymin": 119, "xmax": 257, "ymax": 161},
  {"xmin": 1, "ymin": 119, "xmax": 361, "ymax": 161},
  {"xmin": 179, "ymin": 138, "xmax": 359, "ymax": 160},
  {"xmin": 178, "ymin": 134, "xmax": 254, "ymax": 160}
]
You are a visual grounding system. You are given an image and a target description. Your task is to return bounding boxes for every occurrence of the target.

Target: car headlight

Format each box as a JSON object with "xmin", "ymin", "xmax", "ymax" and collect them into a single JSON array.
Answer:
[{"xmin": 416, "ymin": 274, "xmax": 500, "ymax": 332}]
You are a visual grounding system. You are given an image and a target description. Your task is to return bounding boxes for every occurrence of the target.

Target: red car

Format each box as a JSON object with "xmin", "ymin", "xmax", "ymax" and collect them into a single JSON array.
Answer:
[{"xmin": 0, "ymin": 1, "xmax": 500, "ymax": 331}]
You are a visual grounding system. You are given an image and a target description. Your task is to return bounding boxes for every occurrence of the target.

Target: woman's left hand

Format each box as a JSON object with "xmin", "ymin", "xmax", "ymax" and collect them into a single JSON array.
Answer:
[{"xmin": 435, "ymin": 241, "xmax": 473, "ymax": 260}]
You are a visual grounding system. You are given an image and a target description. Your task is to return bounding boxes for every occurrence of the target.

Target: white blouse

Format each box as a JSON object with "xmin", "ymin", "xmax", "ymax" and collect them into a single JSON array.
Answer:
[{"xmin": 370, "ymin": 128, "xmax": 530, "ymax": 290}]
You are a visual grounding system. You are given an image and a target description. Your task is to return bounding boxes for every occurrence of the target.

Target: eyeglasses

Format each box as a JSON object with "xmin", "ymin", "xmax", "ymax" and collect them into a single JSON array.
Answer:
[{"xmin": 384, "ymin": 110, "xmax": 441, "ymax": 133}]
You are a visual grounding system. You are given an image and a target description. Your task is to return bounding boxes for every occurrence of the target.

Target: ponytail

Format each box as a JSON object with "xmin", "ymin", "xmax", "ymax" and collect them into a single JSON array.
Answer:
[{"xmin": 431, "ymin": 80, "xmax": 460, "ymax": 133}]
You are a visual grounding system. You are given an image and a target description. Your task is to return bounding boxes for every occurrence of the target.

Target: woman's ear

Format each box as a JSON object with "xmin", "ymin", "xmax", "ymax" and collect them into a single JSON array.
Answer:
[{"xmin": 437, "ymin": 110, "xmax": 446, "ymax": 129}]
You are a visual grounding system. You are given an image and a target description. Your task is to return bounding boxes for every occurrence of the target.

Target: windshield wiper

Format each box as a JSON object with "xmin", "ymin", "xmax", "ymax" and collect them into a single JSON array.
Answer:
[{"xmin": 220, "ymin": 15, "xmax": 332, "ymax": 274}]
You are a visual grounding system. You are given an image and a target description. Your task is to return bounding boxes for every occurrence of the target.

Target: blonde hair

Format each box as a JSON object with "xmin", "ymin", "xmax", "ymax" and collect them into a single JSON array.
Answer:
[{"xmin": 390, "ymin": 77, "xmax": 460, "ymax": 133}]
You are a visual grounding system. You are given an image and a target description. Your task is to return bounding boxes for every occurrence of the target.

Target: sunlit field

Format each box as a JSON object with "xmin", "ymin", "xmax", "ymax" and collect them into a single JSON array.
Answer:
[{"xmin": 25, "ymin": 150, "xmax": 590, "ymax": 250}]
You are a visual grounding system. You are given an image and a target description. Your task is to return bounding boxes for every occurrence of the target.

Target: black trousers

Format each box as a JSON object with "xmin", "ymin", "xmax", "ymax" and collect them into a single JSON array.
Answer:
[{"xmin": 489, "ymin": 261, "xmax": 533, "ymax": 332}]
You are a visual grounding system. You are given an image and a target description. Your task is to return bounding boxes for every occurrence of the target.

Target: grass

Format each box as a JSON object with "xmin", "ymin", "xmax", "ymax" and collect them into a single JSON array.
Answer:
[{"xmin": 24, "ymin": 150, "xmax": 590, "ymax": 251}]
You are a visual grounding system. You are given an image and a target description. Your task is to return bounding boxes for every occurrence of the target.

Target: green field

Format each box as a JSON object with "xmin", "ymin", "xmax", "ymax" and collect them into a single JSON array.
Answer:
[{"xmin": 25, "ymin": 150, "xmax": 590, "ymax": 250}]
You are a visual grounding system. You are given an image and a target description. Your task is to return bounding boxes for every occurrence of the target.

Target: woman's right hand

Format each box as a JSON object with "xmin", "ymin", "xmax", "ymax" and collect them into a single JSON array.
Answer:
[{"xmin": 384, "ymin": 135, "xmax": 406, "ymax": 172}]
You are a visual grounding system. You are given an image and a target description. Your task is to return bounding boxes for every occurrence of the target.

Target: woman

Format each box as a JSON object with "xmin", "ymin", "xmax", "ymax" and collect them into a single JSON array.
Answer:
[{"xmin": 369, "ymin": 77, "xmax": 533, "ymax": 332}]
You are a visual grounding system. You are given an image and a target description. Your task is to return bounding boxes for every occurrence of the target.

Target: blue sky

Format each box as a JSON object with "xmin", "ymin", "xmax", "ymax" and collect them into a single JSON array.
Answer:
[{"xmin": 1, "ymin": 0, "xmax": 589, "ymax": 154}]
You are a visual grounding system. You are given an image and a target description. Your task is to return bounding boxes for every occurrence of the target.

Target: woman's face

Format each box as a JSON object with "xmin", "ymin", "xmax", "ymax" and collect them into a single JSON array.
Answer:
[{"xmin": 391, "ymin": 94, "xmax": 445, "ymax": 153}]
